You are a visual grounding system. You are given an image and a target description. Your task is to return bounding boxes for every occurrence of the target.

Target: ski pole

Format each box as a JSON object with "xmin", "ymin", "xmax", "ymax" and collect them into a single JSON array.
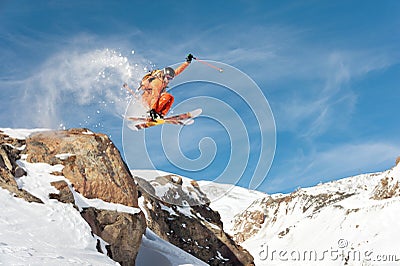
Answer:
[{"xmin": 194, "ymin": 57, "xmax": 223, "ymax": 73}]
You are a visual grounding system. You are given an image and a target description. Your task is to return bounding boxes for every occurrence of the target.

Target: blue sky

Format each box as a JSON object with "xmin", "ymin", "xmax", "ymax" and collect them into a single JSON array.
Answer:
[{"xmin": 1, "ymin": 1, "xmax": 399, "ymax": 193}]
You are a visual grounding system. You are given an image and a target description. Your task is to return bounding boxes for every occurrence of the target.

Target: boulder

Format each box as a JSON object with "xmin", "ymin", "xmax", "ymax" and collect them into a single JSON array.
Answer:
[
  {"xmin": 81, "ymin": 207, "xmax": 146, "ymax": 266},
  {"xmin": 25, "ymin": 128, "xmax": 138, "ymax": 207}
]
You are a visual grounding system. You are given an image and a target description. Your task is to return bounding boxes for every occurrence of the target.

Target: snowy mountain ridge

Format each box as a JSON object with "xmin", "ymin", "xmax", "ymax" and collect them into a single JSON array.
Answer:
[{"xmin": 198, "ymin": 162, "xmax": 400, "ymax": 266}]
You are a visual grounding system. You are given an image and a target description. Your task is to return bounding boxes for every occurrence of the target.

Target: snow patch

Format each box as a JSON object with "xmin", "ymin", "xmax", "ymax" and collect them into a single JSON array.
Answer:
[
  {"xmin": 55, "ymin": 153, "xmax": 76, "ymax": 160},
  {"xmin": 176, "ymin": 206, "xmax": 194, "ymax": 218},
  {"xmin": 159, "ymin": 203, "xmax": 179, "ymax": 216},
  {"xmin": 82, "ymin": 129, "xmax": 95, "ymax": 135},
  {"xmin": 73, "ymin": 192, "xmax": 141, "ymax": 215},
  {"xmin": 15, "ymin": 160, "xmax": 65, "ymax": 203},
  {"xmin": 0, "ymin": 128, "xmax": 50, "ymax": 139}
]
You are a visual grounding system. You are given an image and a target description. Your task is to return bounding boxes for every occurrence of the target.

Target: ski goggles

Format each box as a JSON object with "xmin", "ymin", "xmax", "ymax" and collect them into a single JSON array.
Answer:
[{"xmin": 165, "ymin": 75, "xmax": 174, "ymax": 81}]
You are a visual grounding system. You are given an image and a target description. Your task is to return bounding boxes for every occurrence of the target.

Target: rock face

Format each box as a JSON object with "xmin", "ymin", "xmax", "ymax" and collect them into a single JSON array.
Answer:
[
  {"xmin": 135, "ymin": 174, "xmax": 255, "ymax": 266},
  {"xmin": 0, "ymin": 130, "xmax": 42, "ymax": 203},
  {"xmin": 25, "ymin": 128, "xmax": 138, "ymax": 207},
  {"xmin": 372, "ymin": 174, "xmax": 400, "ymax": 200},
  {"xmin": 48, "ymin": 179, "xmax": 146, "ymax": 265},
  {"xmin": 81, "ymin": 207, "xmax": 147, "ymax": 265},
  {"xmin": 49, "ymin": 180, "xmax": 77, "ymax": 207}
]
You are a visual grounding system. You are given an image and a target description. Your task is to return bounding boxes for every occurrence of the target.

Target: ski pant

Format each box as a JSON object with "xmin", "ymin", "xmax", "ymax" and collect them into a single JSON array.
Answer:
[{"xmin": 154, "ymin": 92, "xmax": 174, "ymax": 116}]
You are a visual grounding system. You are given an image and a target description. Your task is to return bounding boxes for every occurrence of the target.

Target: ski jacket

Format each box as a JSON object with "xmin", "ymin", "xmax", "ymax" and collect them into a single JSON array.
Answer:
[{"xmin": 140, "ymin": 61, "xmax": 190, "ymax": 110}]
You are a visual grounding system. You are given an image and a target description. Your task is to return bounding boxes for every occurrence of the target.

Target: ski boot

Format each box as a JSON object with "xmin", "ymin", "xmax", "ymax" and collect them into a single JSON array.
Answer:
[{"xmin": 148, "ymin": 109, "xmax": 164, "ymax": 122}]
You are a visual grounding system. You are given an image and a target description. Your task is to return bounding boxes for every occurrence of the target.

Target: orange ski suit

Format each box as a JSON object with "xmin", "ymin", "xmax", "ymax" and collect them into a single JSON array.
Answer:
[{"xmin": 140, "ymin": 61, "xmax": 190, "ymax": 116}]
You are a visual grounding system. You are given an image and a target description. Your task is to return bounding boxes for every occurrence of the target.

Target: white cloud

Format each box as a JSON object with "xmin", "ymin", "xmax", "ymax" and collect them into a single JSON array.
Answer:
[
  {"xmin": 271, "ymin": 46, "xmax": 397, "ymax": 140},
  {"xmin": 7, "ymin": 46, "xmax": 150, "ymax": 129}
]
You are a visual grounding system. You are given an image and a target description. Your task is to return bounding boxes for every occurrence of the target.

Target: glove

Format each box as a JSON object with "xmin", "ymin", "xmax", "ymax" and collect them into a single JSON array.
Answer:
[{"xmin": 186, "ymin": 53, "xmax": 194, "ymax": 63}]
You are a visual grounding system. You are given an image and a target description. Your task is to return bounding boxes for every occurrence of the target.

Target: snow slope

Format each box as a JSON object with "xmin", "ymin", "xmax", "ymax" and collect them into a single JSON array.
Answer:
[
  {"xmin": 197, "ymin": 180, "xmax": 266, "ymax": 235},
  {"xmin": 0, "ymin": 187, "xmax": 118, "ymax": 265}
]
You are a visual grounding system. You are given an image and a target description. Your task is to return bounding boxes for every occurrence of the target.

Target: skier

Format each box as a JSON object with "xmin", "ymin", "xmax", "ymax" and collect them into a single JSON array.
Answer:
[{"xmin": 139, "ymin": 54, "xmax": 194, "ymax": 121}]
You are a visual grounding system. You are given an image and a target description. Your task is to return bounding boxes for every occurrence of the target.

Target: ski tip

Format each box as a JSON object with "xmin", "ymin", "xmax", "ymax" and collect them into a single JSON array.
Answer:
[
  {"xmin": 190, "ymin": 108, "xmax": 202, "ymax": 118},
  {"xmin": 127, "ymin": 123, "xmax": 139, "ymax": 131}
]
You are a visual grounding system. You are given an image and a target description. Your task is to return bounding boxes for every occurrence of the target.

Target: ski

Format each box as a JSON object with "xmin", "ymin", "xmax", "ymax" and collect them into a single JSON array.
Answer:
[
  {"xmin": 127, "ymin": 108, "xmax": 202, "ymax": 131},
  {"xmin": 134, "ymin": 117, "xmax": 195, "ymax": 130}
]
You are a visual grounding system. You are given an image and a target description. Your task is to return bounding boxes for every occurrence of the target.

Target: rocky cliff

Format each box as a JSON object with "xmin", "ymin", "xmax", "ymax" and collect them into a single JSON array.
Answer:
[
  {"xmin": 0, "ymin": 128, "xmax": 146, "ymax": 265},
  {"xmin": 133, "ymin": 171, "xmax": 255, "ymax": 266}
]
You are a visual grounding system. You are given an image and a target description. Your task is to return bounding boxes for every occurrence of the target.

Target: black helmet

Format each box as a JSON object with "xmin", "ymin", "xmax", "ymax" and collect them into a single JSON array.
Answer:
[{"xmin": 163, "ymin": 67, "xmax": 175, "ymax": 79}]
